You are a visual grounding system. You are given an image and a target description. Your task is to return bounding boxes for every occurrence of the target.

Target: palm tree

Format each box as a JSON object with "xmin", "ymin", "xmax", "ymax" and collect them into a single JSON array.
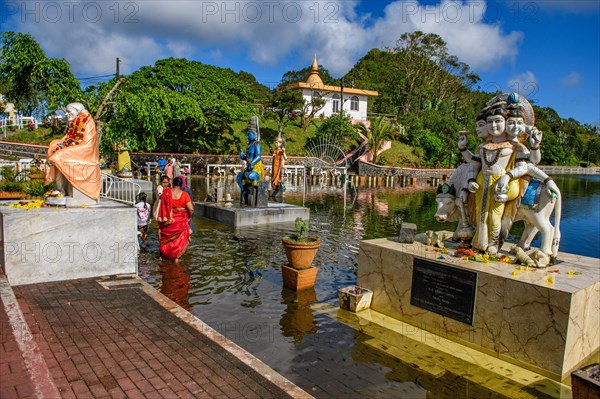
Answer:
[{"xmin": 356, "ymin": 116, "xmax": 399, "ymax": 164}]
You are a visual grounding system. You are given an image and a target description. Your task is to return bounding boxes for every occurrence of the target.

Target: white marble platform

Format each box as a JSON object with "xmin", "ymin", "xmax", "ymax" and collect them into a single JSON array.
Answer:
[
  {"xmin": 0, "ymin": 199, "xmax": 137, "ymax": 285},
  {"xmin": 357, "ymin": 238, "xmax": 600, "ymax": 380},
  {"xmin": 195, "ymin": 201, "xmax": 309, "ymax": 227}
]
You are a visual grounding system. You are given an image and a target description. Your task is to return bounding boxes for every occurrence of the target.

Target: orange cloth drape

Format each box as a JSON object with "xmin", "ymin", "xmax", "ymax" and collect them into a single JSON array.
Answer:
[
  {"xmin": 45, "ymin": 111, "xmax": 101, "ymax": 199},
  {"xmin": 157, "ymin": 188, "xmax": 191, "ymax": 260}
]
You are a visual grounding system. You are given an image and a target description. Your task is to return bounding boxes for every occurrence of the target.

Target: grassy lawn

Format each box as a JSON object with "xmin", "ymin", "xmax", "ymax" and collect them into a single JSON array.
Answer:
[
  {"xmin": 2, "ymin": 126, "xmax": 63, "ymax": 146},
  {"xmin": 377, "ymin": 141, "xmax": 423, "ymax": 168},
  {"xmin": 230, "ymin": 117, "xmax": 320, "ymax": 156}
]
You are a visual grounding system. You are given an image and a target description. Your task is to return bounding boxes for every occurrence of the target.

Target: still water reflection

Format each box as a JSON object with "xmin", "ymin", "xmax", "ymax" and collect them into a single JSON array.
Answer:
[{"xmin": 139, "ymin": 174, "xmax": 599, "ymax": 398}]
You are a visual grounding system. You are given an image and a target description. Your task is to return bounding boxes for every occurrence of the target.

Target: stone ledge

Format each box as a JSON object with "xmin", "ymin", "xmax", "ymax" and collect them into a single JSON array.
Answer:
[
  {"xmin": 195, "ymin": 201, "xmax": 309, "ymax": 227},
  {"xmin": 0, "ymin": 199, "xmax": 137, "ymax": 285},
  {"xmin": 357, "ymin": 238, "xmax": 600, "ymax": 379}
]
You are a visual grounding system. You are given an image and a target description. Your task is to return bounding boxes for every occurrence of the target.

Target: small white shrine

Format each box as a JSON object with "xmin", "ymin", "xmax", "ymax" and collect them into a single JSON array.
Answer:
[{"xmin": 286, "ymin": 55, "xmax": 378, "ymax": 121}]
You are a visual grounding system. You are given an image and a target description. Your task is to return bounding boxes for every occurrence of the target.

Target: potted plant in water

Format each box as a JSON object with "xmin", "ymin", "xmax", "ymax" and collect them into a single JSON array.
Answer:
[{"xmin": 282, "ymin": 217, "xmax": 320, "ymax": 269}]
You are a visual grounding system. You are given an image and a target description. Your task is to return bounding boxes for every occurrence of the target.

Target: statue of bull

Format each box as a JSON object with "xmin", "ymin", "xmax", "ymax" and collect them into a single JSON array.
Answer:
[
  {"xmin": 434, "ymin": 163, "xmax": 478, "ymax": 243},
  {"xmin": 435, "ymin": 164, "xmax": 562, "ymax": 265}
]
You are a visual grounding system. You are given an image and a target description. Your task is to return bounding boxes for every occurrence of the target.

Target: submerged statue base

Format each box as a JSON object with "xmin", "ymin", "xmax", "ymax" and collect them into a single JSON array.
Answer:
[
  {"xmin": 196, "ymin": 201, "xmax": 308, "ymax": 228},
  {"xmin": 358, "ymin": 238, "xmax": 600, "ymax": 380}
]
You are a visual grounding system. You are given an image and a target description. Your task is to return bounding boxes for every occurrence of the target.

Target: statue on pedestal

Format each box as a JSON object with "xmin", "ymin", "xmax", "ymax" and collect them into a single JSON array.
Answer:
[
  {"xmin": 236, "ymin": 116, "xmax": 266, "ymax": 205},
  {"xmin": 115, "ymin": 139, "xmax": 133, "ymax": 178},
  {"xmin": 270, "ymin": 137, "xmax": 287, "ymax": 199},
  {"xmin": 435, "ymin": 93, "xmax": 562, "ymax": 267},
  {"xmin": 45, "ymin": 102, "xmax": 100, "ymax": 206}
]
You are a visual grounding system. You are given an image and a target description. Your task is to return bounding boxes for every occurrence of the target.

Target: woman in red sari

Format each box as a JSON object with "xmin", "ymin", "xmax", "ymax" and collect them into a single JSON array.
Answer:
[{"xmin": 156, "ymin": 176, "xmax": 194, "ymax": 260}]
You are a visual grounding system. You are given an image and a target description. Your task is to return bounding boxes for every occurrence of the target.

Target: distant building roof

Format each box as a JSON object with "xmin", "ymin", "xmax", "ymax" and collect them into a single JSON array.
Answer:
[{"xmin": 287, "ymin": 54, "xmax": 378, "ymax": 97}]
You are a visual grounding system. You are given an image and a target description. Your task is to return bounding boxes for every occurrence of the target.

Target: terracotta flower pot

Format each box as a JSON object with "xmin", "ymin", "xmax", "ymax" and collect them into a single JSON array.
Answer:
[{"xmin": 282, "ymin": 237, "xmax": 320, "ymax": 269}]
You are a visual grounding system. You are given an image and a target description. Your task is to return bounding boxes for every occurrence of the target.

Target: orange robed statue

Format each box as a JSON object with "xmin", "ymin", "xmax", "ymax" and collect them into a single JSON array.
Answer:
[{"xmin": 45, "ymin": 103, "xmax": 101, "ymax": 206}]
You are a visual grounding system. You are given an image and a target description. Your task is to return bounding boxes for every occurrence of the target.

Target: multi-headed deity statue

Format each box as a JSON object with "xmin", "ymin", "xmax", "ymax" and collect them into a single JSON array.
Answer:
[{"xmin": 435, "ymin": 93, "xmax": 562, "ymax": 267}]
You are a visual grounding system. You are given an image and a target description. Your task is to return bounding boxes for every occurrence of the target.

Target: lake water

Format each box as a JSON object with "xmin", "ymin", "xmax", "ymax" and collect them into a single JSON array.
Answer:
[{"xmin": 139, "ymin": 174, "xmax": 600, "ymax": 398}]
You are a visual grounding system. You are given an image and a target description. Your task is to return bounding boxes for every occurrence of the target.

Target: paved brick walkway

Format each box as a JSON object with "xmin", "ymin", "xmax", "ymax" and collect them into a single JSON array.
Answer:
[
  {"xmin": 0, "ymin": 275, "xmax": 312, "ymax": 399},
  {"xmin": 0, "ymin": 300, "xmax": 36, "ymax": 399}
]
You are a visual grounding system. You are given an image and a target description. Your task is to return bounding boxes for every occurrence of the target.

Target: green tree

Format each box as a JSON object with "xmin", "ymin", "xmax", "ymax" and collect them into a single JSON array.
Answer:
[
  {"xmin": 237, "ymin": 70, "xmax": 270, "ymax": 109},
  {"xmin": 391, "ymin": 31, "xmax": 479, "ymax": 117},
  {"xmin": 307, "ymin": 112, "xmax": 358, "ymax": 152},
  {"xmin": 413, "ymin": 128, "xmax": 443, "ymax": 167},
  {"xmin": 300, "ymin": 95, "xmax": 326, "ymax": 133},
  {"xmin": 101, "ymin": 58, "xmax": 254, "ymax": 154},
  {"xmin": 0, "ymin": 31, "xmax": 82, "ymax": 116},
  {"xmin": 266, "ymin": 88, "xmax": 304, "ymax": 135},
  {"xmin": 346, "ymin": 33, "xmax": 479, "ymax": 120},
  {"xmin": 356, "ymin": 116, "xmax": 399, "ymax": 164}
]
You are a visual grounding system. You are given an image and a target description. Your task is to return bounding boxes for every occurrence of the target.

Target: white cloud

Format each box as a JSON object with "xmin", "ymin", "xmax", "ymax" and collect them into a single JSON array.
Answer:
[
  {"xmin": 507, "ymin": 72, "xmax": 538, "ymax": 97},
  {"xmin": 6, "ymin": 0, "xmax": 525, "ymax": 77},
  {"xmin": 370, "ymin": 0, "xmax": 523, "ymax": 71},
  {"xmin": 166, "ymin": 41, "xmax": 194, "ymax": 59},
  {"xmin": 560, "ymin": 72, "xmax": 582, "ymax": 88}
]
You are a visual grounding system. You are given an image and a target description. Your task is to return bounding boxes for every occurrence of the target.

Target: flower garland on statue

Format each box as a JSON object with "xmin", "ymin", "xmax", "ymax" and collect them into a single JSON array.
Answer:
[{"xmin": 51, "ymin": 113, "xmax": 90, "ymax": 153}]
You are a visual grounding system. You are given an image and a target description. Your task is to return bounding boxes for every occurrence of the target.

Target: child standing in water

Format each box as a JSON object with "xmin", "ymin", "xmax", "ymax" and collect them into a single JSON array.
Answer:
[{"xmin": 135, "ymin": 192, "xmax": 151, "ymax": 248}]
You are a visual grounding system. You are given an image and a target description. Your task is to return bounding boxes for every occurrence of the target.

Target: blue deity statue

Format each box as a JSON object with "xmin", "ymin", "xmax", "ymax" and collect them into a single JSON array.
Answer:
[{"xmin": 237, "ymin": 117, "xmax": 264, "ymax": 204}]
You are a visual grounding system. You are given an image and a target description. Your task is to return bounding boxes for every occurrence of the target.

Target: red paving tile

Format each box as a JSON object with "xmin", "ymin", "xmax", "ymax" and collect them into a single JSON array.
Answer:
[
  {"xmin": 1, "ymin": 275, "xmax": 311, "ymax": 399},
  {"xmin": 0, "ymin": 294, "xmax": 37, "ymax": 399}
]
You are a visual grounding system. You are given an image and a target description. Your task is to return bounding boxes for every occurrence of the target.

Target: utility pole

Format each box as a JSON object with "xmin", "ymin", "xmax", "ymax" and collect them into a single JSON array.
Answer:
[
  {"xmin": 340, "ymin": 77, "xmax": 344, "ymax": 115},
  {"xmin": 116, "ymin": 57, "xmax": 120, "ymax": 78}
]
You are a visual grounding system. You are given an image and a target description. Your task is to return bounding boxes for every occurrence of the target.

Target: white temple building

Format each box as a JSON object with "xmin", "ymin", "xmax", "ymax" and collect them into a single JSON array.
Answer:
[{"xmin": 286, "ymin": 55, "xmax": 378, "ymax": 122}]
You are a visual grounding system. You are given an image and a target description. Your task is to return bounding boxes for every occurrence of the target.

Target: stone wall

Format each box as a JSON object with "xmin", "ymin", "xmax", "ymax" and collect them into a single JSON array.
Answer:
[
  {"xmin": 0, "ymin": 141, "xmax": 47, "ymax": 158},
  {"xmin": 358, "ymin": 160, "xmax": 453, "ymax": 180}
]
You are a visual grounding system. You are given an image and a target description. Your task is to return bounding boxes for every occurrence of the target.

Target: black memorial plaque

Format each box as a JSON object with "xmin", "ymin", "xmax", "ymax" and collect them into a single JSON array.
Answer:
[{"xmin": 410, "ymin": 257, "xmax": 477, "ymax": 325}]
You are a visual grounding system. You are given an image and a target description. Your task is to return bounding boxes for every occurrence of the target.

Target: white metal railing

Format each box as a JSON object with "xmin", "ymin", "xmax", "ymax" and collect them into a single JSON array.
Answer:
[
  {"xmin": 145, "ymin": 162, "xmax": 158, "ymax": 176},
  {"xmin": 540, "ymin": 166, "xmax": 600, "ymax": 175},
  {"xmin": 281, "ymin": 165, "xmax": 306, "ymax": 178},
  {"xmin": 1, "ymin": 116, "xmax": 39, "ymax": 136},
  {"xmin": 206, "ymin": 163, "xmax": 306, "ymax": 178},
  {"xmin": 0, "ymin": 159, "xmax": 42, "ymax": 181},
  {"xmin": 207, "ymin": 163, "xmax": 242, "ymax": 176},
  {"xmin": 100, "ymin": 172, "xmax": 141, "ymax": 205}
]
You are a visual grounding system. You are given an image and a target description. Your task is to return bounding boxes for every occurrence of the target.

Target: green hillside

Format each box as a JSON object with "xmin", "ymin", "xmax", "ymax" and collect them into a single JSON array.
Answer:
[{"xmin": 2, "ymin": 31, "xmax": 598, "ymax": 167}]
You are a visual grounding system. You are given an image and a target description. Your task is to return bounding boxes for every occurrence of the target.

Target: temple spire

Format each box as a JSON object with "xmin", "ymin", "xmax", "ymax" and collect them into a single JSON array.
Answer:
[{"xmin": 306, "ymin": 53, "xmax": 324, "ymax": 87}]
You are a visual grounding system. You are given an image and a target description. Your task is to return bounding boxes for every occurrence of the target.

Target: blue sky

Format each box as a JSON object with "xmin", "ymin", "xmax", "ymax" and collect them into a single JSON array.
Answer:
[{"xmin": 1, "ymin": 0, "xmax": 599, "ymax": 125}]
